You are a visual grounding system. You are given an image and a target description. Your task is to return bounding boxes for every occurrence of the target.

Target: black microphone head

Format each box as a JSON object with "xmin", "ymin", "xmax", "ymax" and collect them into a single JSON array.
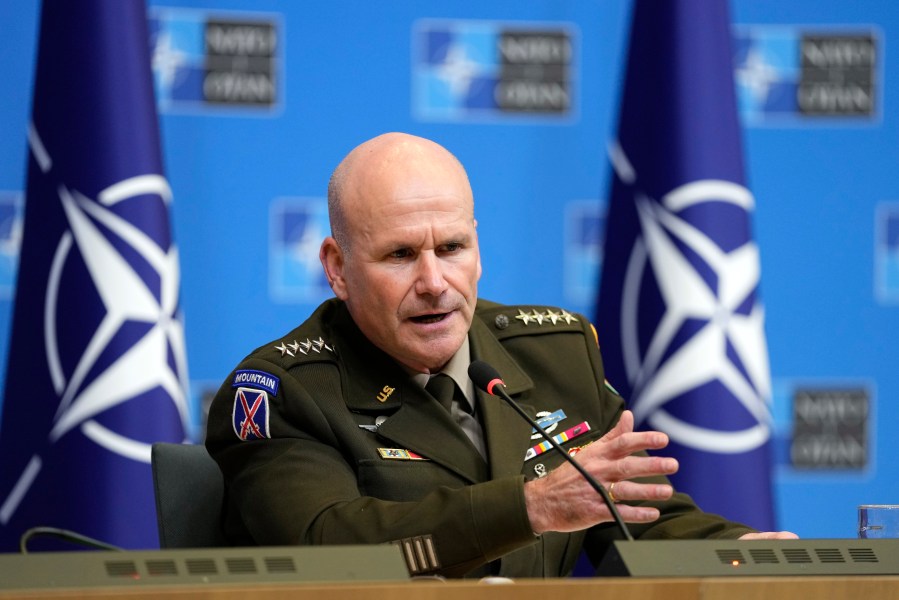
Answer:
[{"xmin": 468, "ymin": 360, "xmax": 504, "ymax": 394}]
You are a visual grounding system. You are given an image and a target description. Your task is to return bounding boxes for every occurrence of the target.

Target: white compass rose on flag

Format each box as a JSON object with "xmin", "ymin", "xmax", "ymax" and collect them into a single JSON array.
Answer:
[
  {"xmin": 614, "ymin": 154, "xmax": 772, "ymax": 454},
  {"xmin": 33, "ymin": 125, "xmax": 190, "ymax": 464}
]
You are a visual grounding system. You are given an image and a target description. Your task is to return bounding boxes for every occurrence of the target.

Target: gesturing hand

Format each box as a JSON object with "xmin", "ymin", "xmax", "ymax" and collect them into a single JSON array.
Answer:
[{"xmin": 523, "ymin": 410, "xmax": 678, "ymax": 534}]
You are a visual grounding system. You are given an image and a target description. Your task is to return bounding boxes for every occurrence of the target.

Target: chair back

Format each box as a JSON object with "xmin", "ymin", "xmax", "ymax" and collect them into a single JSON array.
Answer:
[{"xmin": 151, "ymin": 442, "xmax": 228, "ymax": 548}]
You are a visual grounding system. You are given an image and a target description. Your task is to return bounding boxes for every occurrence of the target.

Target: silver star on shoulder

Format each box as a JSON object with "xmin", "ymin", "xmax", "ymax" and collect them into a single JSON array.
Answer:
[
  {"xmin": 529, "ymin": 310, "xmax": 546, "ymax": 325},
  {"xmin": 275, "ymin": 342, "xmax": 294, "ymax": 357},
  {"xmin": 288, "ymin": 340, "xmax": 300, "ymax": 353},
  {"xmin": 560, "ymin": 310, "xmax": 579, "ymax": 325},
  {"xmin": 298, "ymin": 339, "xmax": 313, "ymax": 355},
  {"xmin": 544, "ymin": 309, "xmax": 562, "ymax": 325},
  {"xmin": 515, "ymin": 309, "xmax": 534, "ymax": 325},
  {"xmin": 312, "ymin": 336, "xmax": 334, "ymax": 352}
]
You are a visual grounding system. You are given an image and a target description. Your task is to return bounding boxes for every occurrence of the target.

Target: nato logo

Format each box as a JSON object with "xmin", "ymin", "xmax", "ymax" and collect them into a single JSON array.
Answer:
[
  {"xmin": 609, "ymin": 144, "xmax": 772, "ymax": 453},
  {"xmin": 0, "ymin": 192, "xmax": 22, "ymax": 297},
  {"xmin": 21, "ymin": 125, "xmax": 190, "ymax": 463},
  {"xmin": 733, "ymin": 26, "xmax": 878, "ymax": 124},
  {"xmin": 270, "ymin": 198, "xmax": 331, "ymax": 302},
  {"xmin": 149, "ymin": 8, "xmax": 280, "ymax": 112},
  {"xmin": 413, "ymin": 19, "xmax": 575, "ymax": 121},
  {"xmin": 564, "ymin": 200, "xmax": 605, "ymax": 309},
  {"xmin": 876, "ymin": 203, "xmax": 899, "ymax": 303}
]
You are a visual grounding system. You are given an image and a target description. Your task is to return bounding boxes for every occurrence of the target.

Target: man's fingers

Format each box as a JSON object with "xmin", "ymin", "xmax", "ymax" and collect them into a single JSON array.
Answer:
[
  {"xmin": 739, "ymin": 531, "xmax": 800, "ymax": 540},
  {"xmin": 610, "ymin": 455, "xmax": 678, "ymax": 481},
  {"xmin": 601, "ymin": 410, "xmax": 635, "ymax": 442},
  {"xmin": 588, "ymin": 431, "xmax": 670, "ymax": 464},
  {"xmin": 612, "ymin": 504, "xmax": 661, "ymax": 523},
  {"xmin": 608, "ymin": 480, "xmax": 674, "ymax": 503}
]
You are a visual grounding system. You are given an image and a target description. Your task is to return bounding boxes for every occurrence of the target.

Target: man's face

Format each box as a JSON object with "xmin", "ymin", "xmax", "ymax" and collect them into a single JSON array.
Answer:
[{"xmin": 322, "ymin": 139, "xmax": 481, "ymax": 373}]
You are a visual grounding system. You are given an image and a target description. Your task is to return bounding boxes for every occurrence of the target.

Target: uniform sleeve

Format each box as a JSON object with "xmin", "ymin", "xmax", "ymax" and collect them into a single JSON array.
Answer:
[
  {"xmin": 582, "ymin": 325, "xmax": 756, "ymax": 565},
  {"xmin": 206, "ymin": 358, "xmax": 538, "ymax": 577}
]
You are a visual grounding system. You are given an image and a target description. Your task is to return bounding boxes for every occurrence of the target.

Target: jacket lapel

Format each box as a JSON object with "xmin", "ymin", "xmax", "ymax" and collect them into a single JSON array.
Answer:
[
  {"xmin": 376, "ymin": 388, "xmax": 488, "ymax": 484},
  {"xmin": 468, "ymin": 318, "xmax": 536, "ymax": 479},
  {"xmin": 332, "ymin": 305, "xmax": 487, "ymax": 483}
]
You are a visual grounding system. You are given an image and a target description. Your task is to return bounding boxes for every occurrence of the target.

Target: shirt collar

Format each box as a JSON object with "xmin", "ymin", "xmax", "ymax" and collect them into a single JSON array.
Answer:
[{"xmin": 410, "ymin": 336, "xmax": 475, "ymax": 411}]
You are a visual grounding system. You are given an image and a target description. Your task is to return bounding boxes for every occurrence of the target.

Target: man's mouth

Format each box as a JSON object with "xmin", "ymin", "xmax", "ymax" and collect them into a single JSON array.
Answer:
[{"xmin": 410, "ymin": 312, "xmax": 450, "ymax": 324}]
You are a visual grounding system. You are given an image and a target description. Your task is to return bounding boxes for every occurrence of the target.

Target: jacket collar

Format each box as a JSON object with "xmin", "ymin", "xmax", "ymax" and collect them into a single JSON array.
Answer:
[{"xmin": 332, "ymin": 302, "xmax": 535, "ymax": 482}]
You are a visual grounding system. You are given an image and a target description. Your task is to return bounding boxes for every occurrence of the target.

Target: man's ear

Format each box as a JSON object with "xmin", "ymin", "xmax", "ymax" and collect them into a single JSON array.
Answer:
[{"xmin": 320, "ymin": 237, "xmax": 349, "ymax": 300}]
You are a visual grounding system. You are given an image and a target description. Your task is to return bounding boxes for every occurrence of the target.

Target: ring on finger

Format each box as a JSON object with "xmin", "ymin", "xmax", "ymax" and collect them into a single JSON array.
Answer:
[{"xmin": 608, "ymin": 481, "xmax": 618, "ymax": 502}]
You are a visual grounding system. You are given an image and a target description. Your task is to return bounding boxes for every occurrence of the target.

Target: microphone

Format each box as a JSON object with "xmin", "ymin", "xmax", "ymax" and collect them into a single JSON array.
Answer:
[{"xmin": 468, "ymin": 360, "xmax": 634, "ymax": 542}]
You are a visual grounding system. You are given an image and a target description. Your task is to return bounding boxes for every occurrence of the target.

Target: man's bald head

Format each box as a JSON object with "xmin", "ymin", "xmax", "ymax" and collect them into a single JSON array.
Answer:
[
  {"xmin": 319, "ymin": 132, "xmax": 481, "ymax": 373},
  {"xmin": 327, "ymin": 132, "xmax": 471, "ymax": 254}
]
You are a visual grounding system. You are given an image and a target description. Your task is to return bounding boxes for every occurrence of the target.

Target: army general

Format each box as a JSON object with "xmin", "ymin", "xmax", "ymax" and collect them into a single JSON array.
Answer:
[{"xmin": 205, "ymin": 132, "xmax": 795, "ymax": 578}]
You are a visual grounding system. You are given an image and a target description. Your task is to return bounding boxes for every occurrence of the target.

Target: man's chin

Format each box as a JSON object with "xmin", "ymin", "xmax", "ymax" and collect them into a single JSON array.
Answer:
[{"xmin": 399, "ymin": 337, "xmax": 466, "ymax": 373}]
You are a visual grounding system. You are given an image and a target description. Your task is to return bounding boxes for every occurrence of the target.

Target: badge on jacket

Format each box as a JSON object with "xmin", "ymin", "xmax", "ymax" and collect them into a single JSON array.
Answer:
[
  {"xmin": 231, "ymin": 369, "xmax": 280, "ymax": 395},
  {"xmin": 232, "ymin": 387, "xmax": 271, "ymax": 441}
]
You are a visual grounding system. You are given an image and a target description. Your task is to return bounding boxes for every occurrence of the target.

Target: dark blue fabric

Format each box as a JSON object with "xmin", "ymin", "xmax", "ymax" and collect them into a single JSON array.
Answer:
[
  {"xmin": 0, "ymin": 0, "xmax": 187, "ymax": 550},
  {"xmin": 596, "ymin": 0, "xmax": 775, "ymax": 531}
]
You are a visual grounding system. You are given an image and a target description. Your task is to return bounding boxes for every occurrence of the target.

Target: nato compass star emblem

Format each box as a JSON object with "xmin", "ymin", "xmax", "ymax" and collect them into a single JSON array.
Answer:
[
  {"xmin": 32, "ymin": 124, "xmax": 190, "ymax": 463},
  {"xmin": 612, "ymin": 144, "xmax": 772, "ymax": 454}
]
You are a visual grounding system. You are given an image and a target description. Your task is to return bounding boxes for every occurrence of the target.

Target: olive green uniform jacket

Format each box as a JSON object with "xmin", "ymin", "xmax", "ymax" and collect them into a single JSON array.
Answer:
[{"xmin": 205, "ymin": 298, "xmax": 753, "ymax": 578}]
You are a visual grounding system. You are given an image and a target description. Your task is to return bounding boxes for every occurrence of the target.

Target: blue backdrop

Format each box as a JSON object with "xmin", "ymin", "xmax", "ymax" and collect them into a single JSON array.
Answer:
[{"xmin": 0, "ymin": 0, "xmax": 897, "ymax": 541}]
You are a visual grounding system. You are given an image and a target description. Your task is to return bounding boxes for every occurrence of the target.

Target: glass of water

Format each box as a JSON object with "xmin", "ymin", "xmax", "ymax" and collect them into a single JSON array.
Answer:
[{"xmin": 858, "ymin": 504, "xmax": 899, "ymax": 538}]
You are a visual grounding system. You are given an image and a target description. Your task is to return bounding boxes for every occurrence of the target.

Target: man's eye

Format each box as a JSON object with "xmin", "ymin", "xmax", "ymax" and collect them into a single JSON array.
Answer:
[
  {"xmin": 389, "ymin": 249, "xmax": 412, "ymax": 259},
  {"xmin": 441, "ymin": 243, "xmax": 462, "ymax": 253}
]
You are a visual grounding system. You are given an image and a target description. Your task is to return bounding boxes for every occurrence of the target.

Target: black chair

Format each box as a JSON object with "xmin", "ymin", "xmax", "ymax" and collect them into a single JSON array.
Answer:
[{"xmin": 150, "ymin": 442, "xmax": 228, "ymax": 548}]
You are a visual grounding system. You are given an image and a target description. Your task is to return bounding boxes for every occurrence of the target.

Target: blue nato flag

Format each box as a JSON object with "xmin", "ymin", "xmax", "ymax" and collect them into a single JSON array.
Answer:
[
  {"xmin": 0, "ymin": 0, "xmax": 189, "ymax": 550},
  {"xmin": 596, "ymin": 0, "xmax": 775, "ymax": 530}
]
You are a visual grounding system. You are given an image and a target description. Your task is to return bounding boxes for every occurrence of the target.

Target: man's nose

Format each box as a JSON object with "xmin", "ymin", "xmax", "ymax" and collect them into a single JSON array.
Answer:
[{"xmin": 414, "ymin": 252, "xmax": 448, "ymax": 296}]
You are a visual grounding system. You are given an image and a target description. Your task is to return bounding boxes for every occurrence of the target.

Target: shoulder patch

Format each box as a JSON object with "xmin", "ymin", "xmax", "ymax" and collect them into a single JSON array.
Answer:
[
  {"xmin": 232, "ymin": 369, "xmax": 280, "ymax": 395},
  {"xmin": 232, "ymin": 387, "xmax": 271, "ymax": 441}
]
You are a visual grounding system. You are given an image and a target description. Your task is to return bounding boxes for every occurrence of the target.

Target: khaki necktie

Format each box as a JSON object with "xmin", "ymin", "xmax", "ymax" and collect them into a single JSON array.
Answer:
[
  {"xmin": 425, "ymin": 373, "xmax": 484, "ymax": 458},
  {"xmin": 425, "ymin": 373, "xmax": 458, "ymax": 413}
]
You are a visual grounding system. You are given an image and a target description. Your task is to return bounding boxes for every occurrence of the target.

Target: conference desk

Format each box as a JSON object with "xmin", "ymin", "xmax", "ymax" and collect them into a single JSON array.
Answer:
[{"xmin": 1, "ymin": 576, "xmax": 899, "ymax": 600}]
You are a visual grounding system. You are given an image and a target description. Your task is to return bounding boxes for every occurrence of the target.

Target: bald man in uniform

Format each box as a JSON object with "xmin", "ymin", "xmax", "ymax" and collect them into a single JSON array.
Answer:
[{"xmin": 205, "ymin": 132, "xmax": 795, "ymax": 578}]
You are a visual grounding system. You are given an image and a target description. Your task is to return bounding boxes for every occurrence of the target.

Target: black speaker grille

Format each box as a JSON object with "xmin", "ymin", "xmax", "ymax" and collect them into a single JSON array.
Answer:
[
  {"xmin": 850, "ymin": 547, "xmax": 879, "ymax": 563},
  {"xmin": 749, "ymin": 548, "xmax": 779, "ymax": 564},
  {"xmin": 265, "ymin": 556, "xmax": 297, "ymax": 573},
  {"xmin": 105, "ymin": 560, "xmax": 138, "ymax": 578},
  {"xmin": 716, "ymin": 549, "xmax": 746, "ymax": 564},
  {"xmin": 146, "ymin": 559, "xmax": 178, "ymax": 576},
  {"xmin": 815, "ymin": 548, "xmax": 845, "ymax": 563},
  {"xmin": 185, "ymin": 558, "xmax": 218, "ymax": 575},
  {"xmin": 225, "ymin": 557, "xmax": 257, "ymax": 574},
  {"xmin": 782, "ymin": 548, "xmax": 812, "ymax": 563}
]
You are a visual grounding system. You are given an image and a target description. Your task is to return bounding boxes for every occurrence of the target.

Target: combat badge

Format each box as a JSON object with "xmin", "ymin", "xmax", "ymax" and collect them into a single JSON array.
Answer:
[
  {"xmin": 531, "ymin": 409, "xmax": 566, "ymax": 440},
  {"xmin": 232, "ymin": 387, "xmax": 271, "ymax": 441}
]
